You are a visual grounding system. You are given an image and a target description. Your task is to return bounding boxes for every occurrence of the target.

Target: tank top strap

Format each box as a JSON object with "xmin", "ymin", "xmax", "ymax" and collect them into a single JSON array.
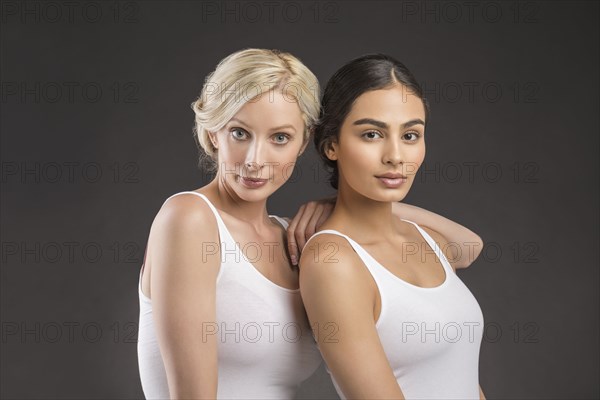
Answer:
[
  {"xmin": 303, "ymin": 229, "xmax": 344, "ymax": 252},
  {"xmin": 399, "ymin": 218, "xmax": 454, "ymax": 274},
  {"xmin": 303, "ymin": 229, "xmax": 388, "ymax": 279},
  {"xmin": 269, "ymin": 215, "xmax": 289, "ymax": 230},
  {"xmin": 163, "ymin": 191, "xmax": 235, "ymax": 243},
  {"xmin": 163, "ymin": 191, "xmax": 241, "ymax": 281}
]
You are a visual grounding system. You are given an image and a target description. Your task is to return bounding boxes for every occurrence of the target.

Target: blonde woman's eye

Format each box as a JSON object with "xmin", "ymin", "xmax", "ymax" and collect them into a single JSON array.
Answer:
[
  {"xmin": 231, "ymin": 128, "xmax": 248, "ymax": 140},
  {"xmin": 273, "ymin": 133, "xmax": 290, "ymax": 144},
  {"xmin": 362, "ymin": 131, "xmax": 383, "ymax": 140}
]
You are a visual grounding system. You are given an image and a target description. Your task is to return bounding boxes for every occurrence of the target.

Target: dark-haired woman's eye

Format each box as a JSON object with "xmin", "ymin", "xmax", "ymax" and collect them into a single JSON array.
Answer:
[
  {"xmin": 362, "ymin": 131, "xmax": 383, "ymax": 140},
  {"xmin": 231, "ymin": 128, "xmax": 248, "ymax": 140},
  {"xmin": 272, "ymin": 133, "xmax": 290, "ymax": 145},
  {"xmin": 404, "ymin": 131, "xmax": 421, "ymax": 141}
]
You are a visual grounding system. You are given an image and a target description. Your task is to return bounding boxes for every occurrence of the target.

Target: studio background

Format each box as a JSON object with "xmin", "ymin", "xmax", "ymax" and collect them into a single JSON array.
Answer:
[{"xmin": 1, "ymin": 0, "xmax": 598, "ymax": 399}]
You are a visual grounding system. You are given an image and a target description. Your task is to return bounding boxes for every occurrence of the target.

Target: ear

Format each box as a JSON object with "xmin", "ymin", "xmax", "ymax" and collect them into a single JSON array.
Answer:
[
  {"xmin": 298, "ymin": 139, "xmax": 309, "ymax": 156},
  {"xmin": 298, "ymin": 140, "xmax": 308, "ymax": 157},
  {"xmin": 324, "ymin": 139, "xmax": 338, "ymax": 161},
  {"xmin": 208, "ymin": 132, "xmax": 218, "ymax": 149}
]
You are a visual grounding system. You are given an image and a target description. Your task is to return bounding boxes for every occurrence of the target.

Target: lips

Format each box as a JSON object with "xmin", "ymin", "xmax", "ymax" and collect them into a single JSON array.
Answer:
[
  {"xmin": 238, "ymin": 172, "xmax": 268, "ymax": 182},
  {"xmin": 242, "ymin": 177, "xmax": 267, "ymax": 182},
  {"xmin": 375, "ymin": 172, "xmax": 407, "ymax": 188},
  {"xmin": 238, "ymin": 174, "xmax": 269, "ymax": 189},
  {"xmin": 375, "ymin": 172, "xmax": 407, "ymax": 179}
]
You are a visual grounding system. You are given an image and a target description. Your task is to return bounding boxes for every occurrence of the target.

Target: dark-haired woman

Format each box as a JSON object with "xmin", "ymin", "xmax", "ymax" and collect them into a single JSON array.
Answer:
[{"xmin": 299, "ymin": 54, "xmax": 486, "ymax": 399}]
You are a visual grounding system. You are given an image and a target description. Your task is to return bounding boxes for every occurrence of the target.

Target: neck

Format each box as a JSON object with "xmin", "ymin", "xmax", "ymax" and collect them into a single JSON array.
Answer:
[
  {"xmin": 328, "ymin": 182, "xmax": 398, "ymax": 242},
  {"xmin": 204, "ymin": 176, "xmax": 271, "ymax": 228}
]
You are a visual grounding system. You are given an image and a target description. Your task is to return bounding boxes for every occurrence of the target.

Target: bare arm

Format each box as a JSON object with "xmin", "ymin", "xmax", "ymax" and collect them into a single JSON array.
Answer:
[
  {"xmin": 479, "ymin": 384, "xmax": 486, "ymax": 399},
  {"xmin": 392, "ymin": 202, "xmax": 483, "ymax": 269},
  {"xmin": 299, "ymin": 235, "xmax": 405, "ymax": 399},
  {"xmin": 148, "ymin": 195, "xmax": 220, "ymax": 398}
]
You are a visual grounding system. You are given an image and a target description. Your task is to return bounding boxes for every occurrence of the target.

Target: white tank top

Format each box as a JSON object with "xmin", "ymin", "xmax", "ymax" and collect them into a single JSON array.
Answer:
[
  {"xmin": 137, "ymin": 191, "xmax": 323, "ymax": 399},
  {"xmin": 304, "ymin": 219, "xmax": 484, "ymax": 399}
]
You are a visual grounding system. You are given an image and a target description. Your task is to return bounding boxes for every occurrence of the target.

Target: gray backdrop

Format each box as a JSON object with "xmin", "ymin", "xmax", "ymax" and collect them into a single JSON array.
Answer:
[{"xmin": 1, "ymin": 0, "xmax": 598, "ymax": 399}]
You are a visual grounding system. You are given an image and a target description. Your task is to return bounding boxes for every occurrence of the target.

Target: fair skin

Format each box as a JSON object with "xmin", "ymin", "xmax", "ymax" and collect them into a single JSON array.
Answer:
[
  {"xmin": 299, "ymin": 84, "xmax": 486, "ymax": 399},
  {"xmin": 140, "ymin": 88, "xmax": 308, "ymax": 398}
]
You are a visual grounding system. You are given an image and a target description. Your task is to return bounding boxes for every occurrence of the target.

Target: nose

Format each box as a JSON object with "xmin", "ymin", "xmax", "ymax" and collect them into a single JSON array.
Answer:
[
  {"xmin": 382, "ymin": 136, "xmax": 404, "ymax": 166},
  {"xmin": 244, "ymin": 139, "xmax": 266, "ymax": 174}
]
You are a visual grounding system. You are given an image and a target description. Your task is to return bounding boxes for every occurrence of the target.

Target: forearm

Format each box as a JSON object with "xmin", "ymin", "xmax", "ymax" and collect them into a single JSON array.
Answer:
[
  {"xmin": 391, "ymin": 202, "xmax": 483, "ymax": 269},
  {"xmin": 479, "ymin": 384, "xmax": 486, "ymax": 399}
]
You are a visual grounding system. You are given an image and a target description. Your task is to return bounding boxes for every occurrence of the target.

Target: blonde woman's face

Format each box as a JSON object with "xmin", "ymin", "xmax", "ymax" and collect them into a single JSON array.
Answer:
[
  {"xmin": 328, "ymin": 84, "xmax": 426, "ymax": 202},
  {"xmin": 210, "ymin": 89, "xmax": 307, "ymax": 202}
]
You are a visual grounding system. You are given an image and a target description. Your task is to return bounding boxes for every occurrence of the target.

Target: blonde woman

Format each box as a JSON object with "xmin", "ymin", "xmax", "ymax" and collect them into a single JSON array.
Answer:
[{"xmin": 136, "ymin": 49, "xmax": 323, "ymax": 399}]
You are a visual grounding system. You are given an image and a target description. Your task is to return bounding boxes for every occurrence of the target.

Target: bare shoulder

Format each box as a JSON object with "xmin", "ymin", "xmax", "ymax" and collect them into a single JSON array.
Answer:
[
  {"xmin": 299, "ymin": 232, "xmax": 372, "ymax": 289},
  {"xmin": 157, "ymin": 192, "xmax": 215, "ymax": 221},
  {"xmin": 147, "ymin": 192, "xmax": 220, "ymax": 274},
  {"xmin": 300, "ymin": 233, "xmax": 355, "ymax": 271},
  {"xmin": 153, "ymin": 193, "xmax": 218, "ymax": 238}
]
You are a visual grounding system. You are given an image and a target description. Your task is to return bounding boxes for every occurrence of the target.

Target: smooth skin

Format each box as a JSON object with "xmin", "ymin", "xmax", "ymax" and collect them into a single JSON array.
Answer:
[
  {"xmin": 140, "ymin": 89, "xmax": 308, "ymax": 398},
  {"xmin": 141, "ymin": 87, "xmax": 484, "ymax": 398},
  {"xmin": 299, "ymin": 84, "xmax": 486, "ymax": 399}
]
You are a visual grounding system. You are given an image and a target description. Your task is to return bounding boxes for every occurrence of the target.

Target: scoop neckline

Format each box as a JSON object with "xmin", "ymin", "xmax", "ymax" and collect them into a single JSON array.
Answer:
[
  {"xmin": 190, "ymin": 192, "xmax": 300, "ymax": 294},
  {"xmin": 321, "ymin": 219, "xmax": 450, "ymax": 291}
]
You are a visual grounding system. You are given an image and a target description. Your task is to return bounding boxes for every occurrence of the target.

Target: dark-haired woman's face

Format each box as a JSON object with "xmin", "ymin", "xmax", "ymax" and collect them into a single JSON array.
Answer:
[{"xmin": 327, "ymin": 84, "xmax": 426, "ymax": 202}]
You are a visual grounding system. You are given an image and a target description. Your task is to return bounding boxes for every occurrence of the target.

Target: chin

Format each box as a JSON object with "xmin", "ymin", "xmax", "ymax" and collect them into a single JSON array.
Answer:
[
  {"xmin": 370, "ymin": 189, "xmax": 410, "ymax": 203},
  {"xmin": 236, "ymin": 182, "xmax": 281, "ymax": 202},
  {"xmin": 235, "ymin": 192, "xmax": 270, "ymax": 203}
]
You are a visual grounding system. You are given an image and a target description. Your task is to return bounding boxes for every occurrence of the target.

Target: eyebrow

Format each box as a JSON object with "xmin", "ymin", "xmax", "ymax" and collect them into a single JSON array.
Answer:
[
  {"xmin": 229, "ymin": 118, "xmax": 297, "ymax": 133},
  {"xmin": 352, "ymin": 118, "xmax": 425, "ymax": 129}
]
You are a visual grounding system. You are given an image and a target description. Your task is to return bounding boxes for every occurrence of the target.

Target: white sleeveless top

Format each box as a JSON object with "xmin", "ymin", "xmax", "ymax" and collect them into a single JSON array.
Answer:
[
  {"xmin": 304, "ymin": 219, "xmax": 484, "ymax": 400},
  {"xmin": 137, "ymin": 191, "xmax": 323, "ymax": 399}
]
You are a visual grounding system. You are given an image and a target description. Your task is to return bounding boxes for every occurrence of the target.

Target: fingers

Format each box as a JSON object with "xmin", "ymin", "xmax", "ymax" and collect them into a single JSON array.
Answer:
[
  {"xmin": 287, "ymin": 200, "xmax": 336, "ymax": 267},
  {"xmin": 287, "ymin": 204, "xmax": 306, "ymax": 266},
  {"xmin": 293, "ymin": 201, "xmax": 318, "ymax": 263}
]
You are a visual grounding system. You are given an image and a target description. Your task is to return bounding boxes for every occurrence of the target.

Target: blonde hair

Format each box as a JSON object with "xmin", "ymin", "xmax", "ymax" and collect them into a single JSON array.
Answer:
[{"xmin": 191, "ymin": 48, "xmax": 320, "ymax": 170}]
